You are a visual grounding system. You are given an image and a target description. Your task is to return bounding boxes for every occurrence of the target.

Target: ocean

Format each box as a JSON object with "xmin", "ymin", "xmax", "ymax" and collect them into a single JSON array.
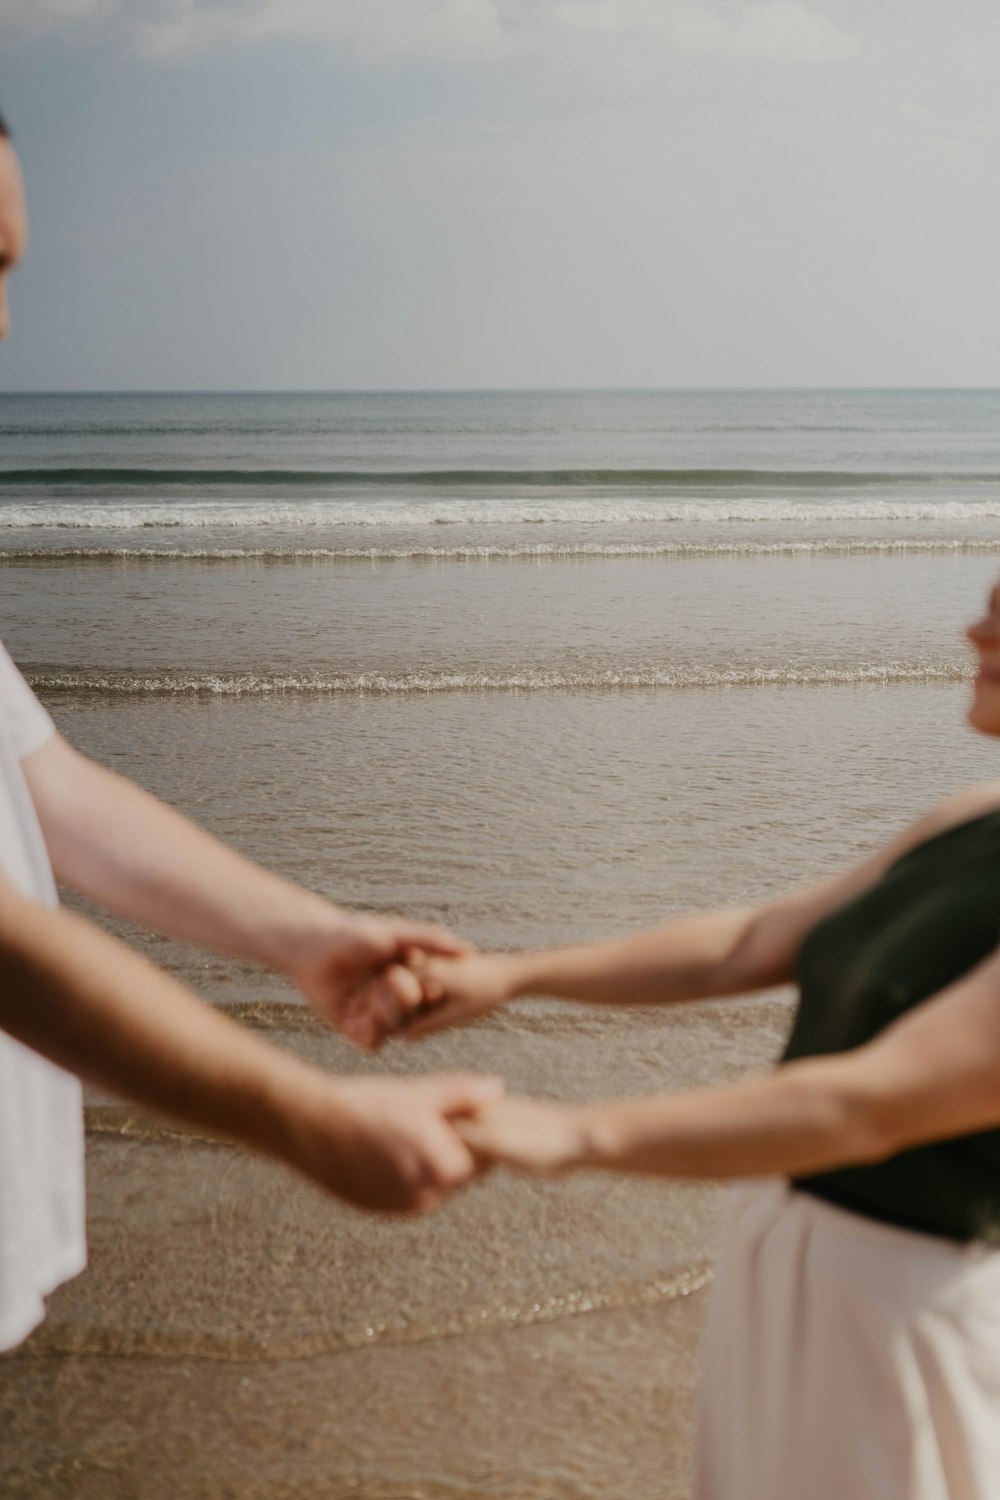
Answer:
[{"xmin": 2, "ymin": 388, "xmax": 999, "ymax": 1498}]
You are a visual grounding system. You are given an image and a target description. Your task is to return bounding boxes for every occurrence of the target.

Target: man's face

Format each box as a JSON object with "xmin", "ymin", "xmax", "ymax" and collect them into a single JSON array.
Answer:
[{"xmin": 0, "ymin": 138, "xmax": 27, "ymax": 342}]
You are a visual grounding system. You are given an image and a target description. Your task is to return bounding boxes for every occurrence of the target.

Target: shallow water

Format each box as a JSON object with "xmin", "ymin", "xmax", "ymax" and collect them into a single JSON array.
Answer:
[
  {"xmin": 2, "ymin": 390, "xmax": 1000, "ymax": 1497},
  {"xmin": 0, "ymin": 550, "xmax": 988, "ymax": 695}
]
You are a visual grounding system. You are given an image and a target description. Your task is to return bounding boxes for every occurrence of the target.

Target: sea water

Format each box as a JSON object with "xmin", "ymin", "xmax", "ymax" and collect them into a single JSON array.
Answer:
[{"xmin": 2, "ymin": 389, "xmax": 999, "ymax": 1498}]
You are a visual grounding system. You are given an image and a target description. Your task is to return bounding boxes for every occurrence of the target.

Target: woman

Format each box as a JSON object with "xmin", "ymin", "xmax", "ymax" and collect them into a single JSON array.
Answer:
[{"xmin": 350, "ymin": 579, "xmax": 1000, "ymax": 1499}]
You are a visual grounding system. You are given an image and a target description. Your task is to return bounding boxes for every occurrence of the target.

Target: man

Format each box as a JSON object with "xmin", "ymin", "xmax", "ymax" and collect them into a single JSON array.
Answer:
[{"xmin": 0, "ymin": 117, "xmax": 500, "ymax": 1353}]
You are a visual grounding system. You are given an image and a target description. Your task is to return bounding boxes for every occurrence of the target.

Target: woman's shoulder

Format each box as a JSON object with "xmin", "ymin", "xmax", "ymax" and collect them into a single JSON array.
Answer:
[{"xmin": 894, "ymin": 783, "xmax": 1000, "ymax": 860}]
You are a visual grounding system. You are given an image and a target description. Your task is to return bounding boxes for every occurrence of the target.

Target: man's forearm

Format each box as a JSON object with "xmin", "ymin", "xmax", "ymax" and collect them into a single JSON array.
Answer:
[
  {"xmin": 24, "ymin": 735, "xmax": 336, "ymax": 970},
  {"xmin": 0, "ymin": 875, "xmax": 503, "ymax": 1215},
  {"xmin": 0, "ymin": 876, "xmax": 320, "ymax": 1162}
]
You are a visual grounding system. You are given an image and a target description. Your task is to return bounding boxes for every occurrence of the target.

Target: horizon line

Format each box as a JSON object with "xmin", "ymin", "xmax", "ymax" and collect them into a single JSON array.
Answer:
[{"xmin": 3, "ymin": 385, "xmax": 1000, "ymax": 398}]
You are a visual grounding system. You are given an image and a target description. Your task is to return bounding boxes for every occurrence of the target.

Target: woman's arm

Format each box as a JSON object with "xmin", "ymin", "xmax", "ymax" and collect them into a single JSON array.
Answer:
[
  {"xmin": 458, "ymin": 941, "xmax": 1000, "ymax": 1180},
  {"xmin": 22, "ymin": 733, "xmax": 468, "ymax": 1029},
  {"xmin": 369, "ymin": 786, "xmax": 1000, "ymax": 1049}
]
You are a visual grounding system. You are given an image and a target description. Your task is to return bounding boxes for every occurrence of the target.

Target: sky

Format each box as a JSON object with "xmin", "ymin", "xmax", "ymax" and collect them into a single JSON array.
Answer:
[{"xmin": 1, "ymin": 0, "xmax": 999, "ymax": 391}]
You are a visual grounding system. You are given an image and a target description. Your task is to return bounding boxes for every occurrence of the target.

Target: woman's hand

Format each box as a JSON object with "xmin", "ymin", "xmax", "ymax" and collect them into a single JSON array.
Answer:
[
  {"xmin": 286, "ymin": 909, "xmax": 474, "ymax": 1048},
  {"xmin": 397, "ymin": 951, "xmax": 526, "ymax": 1043},
  {"xmin": 338, "ymin": 949, "xmax": 524, "ymax": 1050},
  {"xmin": 455, "ymin": 1097, "xmax": 593, "ymax": 1175}
]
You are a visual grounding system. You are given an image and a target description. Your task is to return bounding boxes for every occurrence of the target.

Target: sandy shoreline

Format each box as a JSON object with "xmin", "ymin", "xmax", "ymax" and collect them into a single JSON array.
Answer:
[{"xmin": 0, "ymin": 998, "xmax": 788, "ymax": 1500}]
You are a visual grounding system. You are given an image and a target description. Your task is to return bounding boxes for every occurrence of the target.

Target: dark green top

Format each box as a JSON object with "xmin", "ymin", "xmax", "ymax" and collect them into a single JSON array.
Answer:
[{"xmin": 784, "ymin": 807, "xmax": 1000, "ymax": 1243}]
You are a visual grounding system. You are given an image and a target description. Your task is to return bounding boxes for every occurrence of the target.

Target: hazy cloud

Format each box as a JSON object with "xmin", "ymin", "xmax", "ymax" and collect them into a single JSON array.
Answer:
[
  {"xmin": 7, "ymin": 3, "xmax": 1000, "ymax": 391},
  {"xmin": 549, "ymin": 0, "xmax": 858, "ymax": 62},
  {"xmin": 0, "ymin": 0, "xmax": 857, "ymax": 66},
  {"xmin": 0, "ymin": 0, "xmax": 510, "ymax": 62}
]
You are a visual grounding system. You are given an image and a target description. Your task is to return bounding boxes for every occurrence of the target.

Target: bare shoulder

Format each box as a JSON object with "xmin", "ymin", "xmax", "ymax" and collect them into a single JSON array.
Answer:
[
  {"xmin": 825, "ymin": 783, "xmax": 1000, "ymax": 901},
  {"xmin": 744, "ymin": 784, "xmax": 1000, "ymax": 990},
  {"xmin": 900, "ymin": 783, "xmax": 1000, "ymax": 852},
  {"xmin": 790, "ymin": 781, "xmax": 1000, "ymax": 913}
]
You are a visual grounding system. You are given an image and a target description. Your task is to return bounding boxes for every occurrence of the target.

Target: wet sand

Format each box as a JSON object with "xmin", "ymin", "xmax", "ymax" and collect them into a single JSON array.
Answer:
[{"xmin": 0, "ymin": 998, "xmax": 789, "ymax": 1500}]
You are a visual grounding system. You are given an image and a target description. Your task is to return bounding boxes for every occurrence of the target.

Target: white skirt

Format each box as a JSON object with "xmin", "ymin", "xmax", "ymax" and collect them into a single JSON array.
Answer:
[{"xmin": 694, "ymin": 1180, "xmax": 1000, "ymax": 1500}]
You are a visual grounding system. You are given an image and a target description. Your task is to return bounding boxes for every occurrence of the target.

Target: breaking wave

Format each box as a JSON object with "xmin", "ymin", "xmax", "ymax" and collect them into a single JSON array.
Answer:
[
  {"xmin": 3, "ymin": 498, "xmax": 1000, "ymax": 529},
  {"xmin": 2, "ymin": 538, "xmax": 1000, "ymax": 563},
  {"xmin": 27, "ymin": 662, "xmax": 973, "ymax": 697}
]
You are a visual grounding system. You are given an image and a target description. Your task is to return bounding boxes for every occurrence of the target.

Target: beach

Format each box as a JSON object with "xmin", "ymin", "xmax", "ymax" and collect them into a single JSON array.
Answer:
[{"xmin": 2, "ymin": 388, "xmax": 1000, "ymax": 1497}]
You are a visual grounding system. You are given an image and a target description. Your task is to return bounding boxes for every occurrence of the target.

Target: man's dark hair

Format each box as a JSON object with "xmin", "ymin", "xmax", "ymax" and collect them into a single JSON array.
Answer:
[{"xmin": 0, "ymin": 112, "xmax": 9, "ymax": 139}]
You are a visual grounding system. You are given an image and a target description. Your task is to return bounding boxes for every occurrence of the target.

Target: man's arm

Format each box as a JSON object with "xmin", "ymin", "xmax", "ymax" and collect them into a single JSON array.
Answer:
[
  {"xmin": 22, "ymin": 734, "xmax": 468, "ymax": 1030},
  {"xmin": 0, "ymin": 872, "xmax": 500, "ymax": 1213}
]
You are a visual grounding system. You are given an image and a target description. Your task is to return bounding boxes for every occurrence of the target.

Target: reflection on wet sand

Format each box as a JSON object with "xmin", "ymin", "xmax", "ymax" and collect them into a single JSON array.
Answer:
[{"xmin": 0, "ymin": 999, "xmax": 786, "ymax": 1499}]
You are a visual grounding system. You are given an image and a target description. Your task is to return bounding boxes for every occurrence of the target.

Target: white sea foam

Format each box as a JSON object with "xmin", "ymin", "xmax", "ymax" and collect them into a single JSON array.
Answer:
[
  {"xmin": 28, "ymin": 662, "xmax": 973, "ymax": 697},
  {"xmin": 3, "ymin": 538, "xmax": 1000, "ymax": 563},
  {"xmin": 3, "ymin": 497, "xmax": 1000, "ymax": 529}
]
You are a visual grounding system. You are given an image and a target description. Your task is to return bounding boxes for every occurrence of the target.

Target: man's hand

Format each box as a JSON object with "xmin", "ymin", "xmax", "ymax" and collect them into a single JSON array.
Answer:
[
  {"xmin": 284, "ymin": 910, "xmax": 473, "ymax": 1045},
  {"xmin": 0, "ymin": 872, "xmax": 504, "ymax": 1216},
  {"xmin": 286, "ymin": 1071, "xmax": 505, "ymax": 1212}
]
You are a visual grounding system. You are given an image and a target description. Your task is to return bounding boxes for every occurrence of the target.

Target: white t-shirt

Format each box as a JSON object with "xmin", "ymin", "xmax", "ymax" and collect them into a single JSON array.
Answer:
[{"xmin": 0, "ymin": 641, "xmax": 86, "ymax": 1350}]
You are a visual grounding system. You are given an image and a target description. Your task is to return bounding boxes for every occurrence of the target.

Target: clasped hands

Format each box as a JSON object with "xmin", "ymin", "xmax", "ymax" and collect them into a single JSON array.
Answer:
[
  {"xmin": 277, "ymin": 906, "xmax": 594, "ymax": 1212},
  {"xmin": 336, "ymin": 944, "xmax": 590, "ymax": 1181}
]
